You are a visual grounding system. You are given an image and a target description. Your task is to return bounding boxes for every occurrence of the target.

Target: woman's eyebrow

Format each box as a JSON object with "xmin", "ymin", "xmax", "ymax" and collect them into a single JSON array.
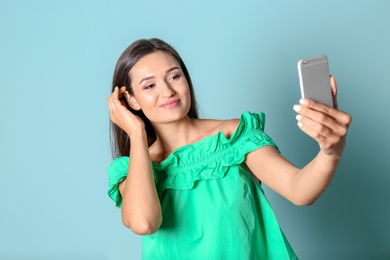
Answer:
[
  {"xmin": 139, "ymin": 75, "xmax": 155, "ymax": 85},
  {"xmin": 166, "ymin": 66, "xmax": 180, "ymax": 73}
]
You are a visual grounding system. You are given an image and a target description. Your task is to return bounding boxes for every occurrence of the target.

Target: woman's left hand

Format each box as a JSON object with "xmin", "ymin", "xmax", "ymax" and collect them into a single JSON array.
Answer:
[{"xmin": 293, "ymin": 76, "xmax": 352, "ymax": 159}]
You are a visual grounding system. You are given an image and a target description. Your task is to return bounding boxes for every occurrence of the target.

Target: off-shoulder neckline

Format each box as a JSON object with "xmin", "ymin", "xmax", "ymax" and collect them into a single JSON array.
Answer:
[
  {"xmin": 151, "ymin": 130, "xmax": 229, "ymax": 167},
  {"xmin": 152, "ymin": 111, "xmax": 259, "ymax": 166}
]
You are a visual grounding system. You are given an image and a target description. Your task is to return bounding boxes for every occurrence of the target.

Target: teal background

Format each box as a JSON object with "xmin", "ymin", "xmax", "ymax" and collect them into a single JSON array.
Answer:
[{"xmin": 1, "ymin": 0, "xmax": 389, "ymax": 259}]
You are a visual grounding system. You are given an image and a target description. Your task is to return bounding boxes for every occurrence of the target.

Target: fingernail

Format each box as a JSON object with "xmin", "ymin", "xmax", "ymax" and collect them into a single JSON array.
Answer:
[
  {"xmin": 296, "ymin": 114, "xmax": 302, "ymax": 121},
  {"xmin": 299, "ymin": 99, "xmax": 308, "ymax": 105},
  {"xmin": 115, "ymin": 86, "xmax": 118, "ymax": 90},
  {"xmin": 293, "ymin": 105, "xmax": 301, "ymax": 112},
  {"xmin": 297, "ymin": 122, "xmax": 303, "ymax": 128}
]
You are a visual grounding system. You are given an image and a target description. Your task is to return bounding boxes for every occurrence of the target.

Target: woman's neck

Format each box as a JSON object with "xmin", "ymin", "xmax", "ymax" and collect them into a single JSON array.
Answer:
[{"xmin": 150, "ymin": 116, "xmax": 201, "ymax": 159}]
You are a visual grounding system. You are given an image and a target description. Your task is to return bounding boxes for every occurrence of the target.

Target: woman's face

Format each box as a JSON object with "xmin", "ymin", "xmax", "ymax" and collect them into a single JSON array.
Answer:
[{"xmin": 129, "ymin": 51, "xmax": 191, "ymax": 124}]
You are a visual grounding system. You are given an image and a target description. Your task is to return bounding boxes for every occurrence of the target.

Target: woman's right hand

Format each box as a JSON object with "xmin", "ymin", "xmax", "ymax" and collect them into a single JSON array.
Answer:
[{"xmin": 106, "ymin": 86, "xmax": 145, "ymax": 137}]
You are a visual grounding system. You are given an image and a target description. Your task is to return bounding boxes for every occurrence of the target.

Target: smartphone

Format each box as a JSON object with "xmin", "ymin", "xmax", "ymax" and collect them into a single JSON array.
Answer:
[{"xmin": 297, "ymin": 55, "xmax": 334, "ymax": 108}]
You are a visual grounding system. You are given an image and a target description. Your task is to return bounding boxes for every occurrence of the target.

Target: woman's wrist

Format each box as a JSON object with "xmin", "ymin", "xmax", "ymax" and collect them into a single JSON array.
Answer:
[{"xmin": 128, "ymin": 128, "xmax": 148, "ymax": 143}]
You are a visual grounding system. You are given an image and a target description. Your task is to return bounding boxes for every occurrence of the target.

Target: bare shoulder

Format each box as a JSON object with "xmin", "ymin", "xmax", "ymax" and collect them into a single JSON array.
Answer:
[
  {"xmin": 197, "ymin": 117, "xmax": 240, "ymax": 139},
  {"xmin": 220, "ymin": 118, "xmax": 240, "ymax": 139}
]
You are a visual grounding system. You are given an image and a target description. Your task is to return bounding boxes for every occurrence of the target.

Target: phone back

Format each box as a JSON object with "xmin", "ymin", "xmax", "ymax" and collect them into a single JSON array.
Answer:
[{"xmin": 298, "ymin": 55, "xmax": 333, "ymax": 107}]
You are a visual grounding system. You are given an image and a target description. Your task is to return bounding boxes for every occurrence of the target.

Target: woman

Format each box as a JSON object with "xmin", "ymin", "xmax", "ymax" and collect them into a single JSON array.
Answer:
[{"xmin": 106, "ymin": 38, "xmax": 351, "ymax": 259}]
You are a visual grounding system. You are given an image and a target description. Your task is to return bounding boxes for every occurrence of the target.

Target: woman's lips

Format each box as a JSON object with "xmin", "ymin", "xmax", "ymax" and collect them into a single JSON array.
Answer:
[{"xmin": 160, "ymin": 99, "xmax": 180, "ymax": 108}]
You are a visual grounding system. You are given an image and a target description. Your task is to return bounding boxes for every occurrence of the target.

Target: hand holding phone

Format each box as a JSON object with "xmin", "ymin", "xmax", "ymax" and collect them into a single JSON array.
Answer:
[{"xmin": 297, "ymin": 55, "xmax": 334, "ymax": 108}]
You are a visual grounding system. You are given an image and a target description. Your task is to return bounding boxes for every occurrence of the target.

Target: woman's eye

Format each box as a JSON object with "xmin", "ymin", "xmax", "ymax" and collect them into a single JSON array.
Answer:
[
  {"xmin": 144, "ymin": 84, "xmax": 155, "ymax": 89},
  {"xmin": 170, "ymin": 74, "xmax": 181, "ymax": 81}
]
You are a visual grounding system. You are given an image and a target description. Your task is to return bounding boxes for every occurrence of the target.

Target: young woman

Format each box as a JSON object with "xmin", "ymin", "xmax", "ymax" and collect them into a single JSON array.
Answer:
[{"xmin": 106, "ymin": 38, "xmax": 351, "ymax": 259}]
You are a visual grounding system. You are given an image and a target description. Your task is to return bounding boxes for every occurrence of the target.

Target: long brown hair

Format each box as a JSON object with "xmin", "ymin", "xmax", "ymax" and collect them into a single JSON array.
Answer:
[{"xmin": 110, "ymin": 38, "xmax": 199, "ymax": 159}]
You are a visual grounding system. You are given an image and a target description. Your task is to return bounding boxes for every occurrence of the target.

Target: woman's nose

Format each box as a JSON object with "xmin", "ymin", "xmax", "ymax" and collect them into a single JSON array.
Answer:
[{"xmin": 161, "ymin": 82, "xmax": 176, "ymax": 97}]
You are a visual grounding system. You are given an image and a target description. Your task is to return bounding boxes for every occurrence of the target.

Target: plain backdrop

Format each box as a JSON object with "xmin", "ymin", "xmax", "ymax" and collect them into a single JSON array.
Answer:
[{"xmin": 1, "ymin": 0, "xmax": 389, "ymax": 259}]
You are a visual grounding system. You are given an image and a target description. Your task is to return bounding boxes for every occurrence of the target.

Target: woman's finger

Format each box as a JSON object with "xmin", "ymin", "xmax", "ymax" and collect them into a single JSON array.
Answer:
[
  {"xmin": 295, "ymin": 99, "xmax": 351, "ymax": 127},
  {"xmin": 118, "ymin": 86, "xmax": 127, "ymax": 99},
  {"xmin": 295, "ymin": 107, "xmax": 350, "ymax": 142},
  {"xmin": 294, "ymin": 102, "xmax": 338, "ymax": 132},
  {"xmin": 296, "ymin": 119, "xmax": 328, "ymax": 144},
  {"xmin": 111, "ymin": 87, "xmax": 127, "ymax": 108},
  {"xmin": 330, "ymin": 75, "xmax": 338, "ymax": 109},
  {"xmin": 123, "ymin": 91, "xmax": 134, "ymax": 107},
  {"xmin": 296, "ymin": 113, "xmax": 347, "ymax": 154},
  {"xmin": 296, "ymin": 113, "xmax": 346, "ymax": 143}
]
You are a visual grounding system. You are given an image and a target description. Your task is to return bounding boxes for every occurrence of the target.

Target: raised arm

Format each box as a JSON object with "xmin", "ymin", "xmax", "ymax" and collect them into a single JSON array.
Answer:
[
  {"xmin": 107, "ymin": 87, "xmax": 162, "ymax": 234},
  {"xmin": 245, "ymin": 76, "xmax": 352, "ymax": 205}
]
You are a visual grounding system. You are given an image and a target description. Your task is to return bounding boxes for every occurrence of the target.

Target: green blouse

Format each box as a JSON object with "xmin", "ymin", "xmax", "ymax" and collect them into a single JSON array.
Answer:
[{"xmin": 108, "ymin": 112, "xmax": 298, "ymax": 260}]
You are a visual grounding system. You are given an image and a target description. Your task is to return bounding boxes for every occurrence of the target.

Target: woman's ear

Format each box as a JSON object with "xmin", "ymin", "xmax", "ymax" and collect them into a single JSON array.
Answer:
[{"xmin": 125, "ymin": 92, "xmax": 141, "ymax": 111}]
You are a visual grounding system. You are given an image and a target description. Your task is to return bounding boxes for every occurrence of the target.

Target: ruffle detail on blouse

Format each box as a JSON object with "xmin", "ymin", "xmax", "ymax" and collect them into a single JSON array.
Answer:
[
  {"xmin": 107, "ymin": 156, "xmax": 130, "ymax": 207},
  {"xmin": 107, "ymin": 112, "xmax": 278, "ymax": 206}
]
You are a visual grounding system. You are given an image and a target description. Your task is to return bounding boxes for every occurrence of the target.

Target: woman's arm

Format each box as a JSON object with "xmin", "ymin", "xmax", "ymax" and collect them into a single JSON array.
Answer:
[
  {"xmin": 245, "ymin": 146, "xmax": 342, "ymax": 206},
  {"xmin": 118, "ymin": 132, "xmax": 162, "ymax": 235},
  {"xmin": 245, "ymin": 76, "xmax": 352, "ymax": 205},
  {"xmin": 107, "ymin": 87, "xmax": 162, "ymax": 234}
]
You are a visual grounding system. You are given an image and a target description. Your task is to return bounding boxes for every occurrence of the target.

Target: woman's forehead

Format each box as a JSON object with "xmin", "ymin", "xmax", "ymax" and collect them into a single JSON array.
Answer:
[{"xmin": 131, "ymin": 51, "xmax": 179, "ymax": 76}]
